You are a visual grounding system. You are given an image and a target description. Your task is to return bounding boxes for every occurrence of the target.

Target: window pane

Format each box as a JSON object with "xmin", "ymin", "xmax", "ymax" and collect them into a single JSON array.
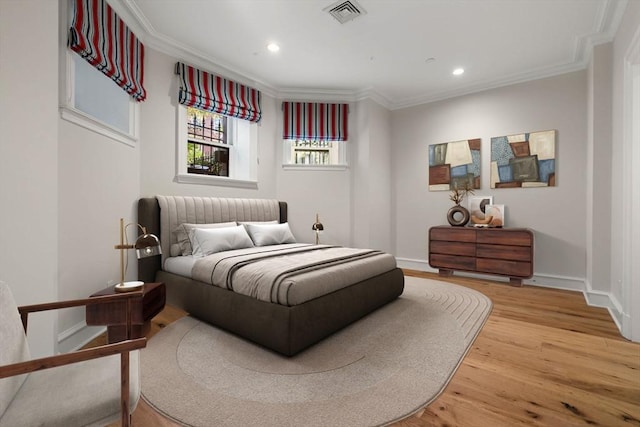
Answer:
[
  {"xmin": 288, "ymin": 140, "xmax": 339, "ymax": 165},
  {"xmin": 187, "ymin": 140, "xmax": 229, "ymax": 176},
  {"xmin": 187, "ymin": 107, "xmax": 227, "ymax": 144},
  {"xmin": 73, "ymin": 53, "xmax": 130, "ymax": 133}
]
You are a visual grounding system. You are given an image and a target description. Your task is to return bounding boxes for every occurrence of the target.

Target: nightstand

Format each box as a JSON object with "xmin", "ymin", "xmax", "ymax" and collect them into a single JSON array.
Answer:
[{"xmin": 86, "ymin": 282, "xmax": 166, "ymax": 343}]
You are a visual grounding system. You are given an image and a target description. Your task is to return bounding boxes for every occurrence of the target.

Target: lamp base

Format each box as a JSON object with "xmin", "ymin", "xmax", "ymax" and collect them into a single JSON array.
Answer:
[{"xmin": 114, "ymin": 281, "xmax": 144, "ymax": 292}]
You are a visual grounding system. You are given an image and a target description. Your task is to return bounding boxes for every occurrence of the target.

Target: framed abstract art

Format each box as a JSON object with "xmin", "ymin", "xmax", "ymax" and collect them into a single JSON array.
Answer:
[
  {"xmin": 468, "ymin": 196, "xmax": 493, "ymax": 226},
  {"xmin": 429, "ymin": 138, "xmax": 481, "ymax": 191},
  {"xmin": 490, "ymin": 130, "xmax": 556, "ymax": 189},
  {"xmin": 485, "ymin": 204, "xmax": 505, "ymax": 227}
]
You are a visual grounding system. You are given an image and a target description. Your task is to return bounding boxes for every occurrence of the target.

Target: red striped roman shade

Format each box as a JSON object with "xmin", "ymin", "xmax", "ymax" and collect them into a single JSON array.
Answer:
[
  {"xmin": 282, "ymin": 102, "xmax": 349, "ymax": 141},
  {"xmin": 175, "ymin": 62, "xmax": 262, "ymax": 123},
  {"xmin": 68, "ymin": 0, "xmax": 146, "ymax": 102}
]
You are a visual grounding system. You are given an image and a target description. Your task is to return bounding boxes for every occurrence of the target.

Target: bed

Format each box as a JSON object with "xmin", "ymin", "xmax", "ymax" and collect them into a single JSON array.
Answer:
[{"xmin": 137, "ymin": 195, "xmax": 404, "ymax": 356}]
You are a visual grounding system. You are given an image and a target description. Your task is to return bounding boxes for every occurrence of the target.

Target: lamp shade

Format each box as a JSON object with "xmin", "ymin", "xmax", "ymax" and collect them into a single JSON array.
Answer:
[
  {"xmin": 311, "ymin": 213, "xmax": 324, "ymax": 231},
  {"xmin": 135, "ymin": 233, "xmax": 162, "ymax": 259}
]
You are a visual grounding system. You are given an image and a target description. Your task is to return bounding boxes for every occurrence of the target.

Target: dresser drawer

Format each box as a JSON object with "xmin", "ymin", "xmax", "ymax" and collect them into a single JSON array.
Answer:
[
  {"xmin": 430, "ymin": 241, "xmax": 476, "ymax": 256},
  {"xmin": 428, "ymin": 226, "xmax": 534, "ymax": 285},
  {"xmin": 476, "ymin": 258, "xmax": 532, "ymax": 278},
  {"xmin": 476, "ymin": 244, "xmax": 531, "ymax": 262},
  {"xmin": 476, "ymin": 229, "xmax": 533, "ymax": 246},
  {"xmin": 430, "ymin": 253, "xmax": 476, "ymax": 271},
  {"xmin": 430, "ymin": 227, "xmax": 476, "ymax": 243}
]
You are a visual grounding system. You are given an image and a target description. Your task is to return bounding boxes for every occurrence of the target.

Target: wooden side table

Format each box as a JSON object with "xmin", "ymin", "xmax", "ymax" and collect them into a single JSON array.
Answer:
[{"xmin": 86, "ymin": 282, "xmax": 166, "ymax": 343}]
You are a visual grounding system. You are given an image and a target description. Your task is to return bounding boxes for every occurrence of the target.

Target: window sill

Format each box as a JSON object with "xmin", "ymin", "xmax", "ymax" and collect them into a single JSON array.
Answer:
[
  {"xmin": 60, "ymin": 106, "xmax": 137, "ymax": 147},
  {"xmin": 176, "ymin": 173, "xmax": 258, "ymax": 189},
  {"xmin": 282, "ymin": 164, "xmax": 349, "ymax": 171}
]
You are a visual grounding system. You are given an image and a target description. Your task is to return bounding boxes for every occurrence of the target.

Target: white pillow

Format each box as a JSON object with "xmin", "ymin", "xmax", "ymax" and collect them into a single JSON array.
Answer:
[
  {"xmin": 189, "ymin": 225, "xmax": 254, "ymax": 257},
  {"xmin": 170, "ymin": 243, "xmax": 182, "ymax": 257},
  {"xmin": 238, "ymin": 220, "xmax": 279, "ymax": 225},
  {"xmin": 173, "ymin": 222, "xmax": 237, "ymax": 256},
  {"xmin": 244, "ymin": 222, "xmax": 297, "ymax": 246}
]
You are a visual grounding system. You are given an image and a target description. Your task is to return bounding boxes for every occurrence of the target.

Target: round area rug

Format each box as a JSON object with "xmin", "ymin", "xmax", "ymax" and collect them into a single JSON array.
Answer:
[{"xmin": 140, "ymin": 276, "xmax": 492, "ymax": 426}]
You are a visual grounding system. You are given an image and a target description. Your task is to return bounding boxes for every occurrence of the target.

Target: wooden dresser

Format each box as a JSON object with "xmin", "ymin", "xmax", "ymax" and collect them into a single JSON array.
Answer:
[{"xmin": 428, "ymin": 226, "xmax": 534, "ymax": 285}]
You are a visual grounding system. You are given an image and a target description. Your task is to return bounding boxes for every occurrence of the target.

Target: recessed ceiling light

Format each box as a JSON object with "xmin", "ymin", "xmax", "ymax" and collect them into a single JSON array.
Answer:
[
  {"xmin": 453, "ymin": 68, "xmax": 465, "ymax": 76},
  {"xmin": 267, "ymin": 43, "xmax": 280, "ymax": 53}
]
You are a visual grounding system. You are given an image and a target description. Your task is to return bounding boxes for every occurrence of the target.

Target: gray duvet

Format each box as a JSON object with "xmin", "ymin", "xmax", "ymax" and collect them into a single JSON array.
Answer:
[{"xmin": 192, "ymin": 243, "xmax": 397, "ymax": 306}]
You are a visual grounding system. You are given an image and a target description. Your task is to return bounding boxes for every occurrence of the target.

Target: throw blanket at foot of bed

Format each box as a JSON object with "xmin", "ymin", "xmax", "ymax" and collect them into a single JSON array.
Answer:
[{"xmin": 192, "ymin": 244, "xmax": 398, "ymax": 306}]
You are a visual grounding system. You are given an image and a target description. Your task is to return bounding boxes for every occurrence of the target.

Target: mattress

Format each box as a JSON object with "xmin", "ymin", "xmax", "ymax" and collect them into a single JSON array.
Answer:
[
  {"xmin": 167, "ymin": 243, "xmax": 398, "ymax": 306},
  {"xmin": 163, "ymin": 255, "xmax": 196, "ymax": 278}
]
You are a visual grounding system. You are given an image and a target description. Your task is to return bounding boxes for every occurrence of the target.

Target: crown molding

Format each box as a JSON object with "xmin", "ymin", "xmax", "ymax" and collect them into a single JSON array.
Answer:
[
  {"xmin": 273, "ymin": 87, "xmax": 392, "ymax": 108},
  {"xmin": 390, "ymin": 59, "xmax": 587, "ymax": 110},
  {"xmin": 111, "ymin": 0, "xmax": 280, "ymax": 98},
  {"xmin": 391, "ymin": 0, "xmax": 629, "ymax": 110},
  {"xmin": 573, "ymin": 0, "xmax": 629, "ymax": 65},
  {"xmin": 110, "ymin": 0, "xmax": 629, "ymax": 111}
]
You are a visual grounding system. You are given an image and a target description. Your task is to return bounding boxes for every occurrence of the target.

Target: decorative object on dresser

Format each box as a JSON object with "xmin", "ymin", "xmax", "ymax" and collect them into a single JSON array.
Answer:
[
  {"xmin": 446, "ymin": 183, "xmax": 474, "ymax": 227},
  {"xmin": 468, "ymin": 195, "xmax": 493, "ymax": 226},
  {"xmin": 86, "ymin": 282, "xmax": 166, "ymax": 343},
  {"xmin": 484, "ymin": 204, "xmax": 505, "ymax": 227},
  {"xmin": 429, "ymin": 226, "xmax": 534, "ymax": 285}
]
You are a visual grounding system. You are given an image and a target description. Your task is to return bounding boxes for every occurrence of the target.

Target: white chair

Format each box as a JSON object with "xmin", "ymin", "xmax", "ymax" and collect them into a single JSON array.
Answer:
[{"xmin": 0, "ymin": 281, "xmax": 146, "ymax": 427}]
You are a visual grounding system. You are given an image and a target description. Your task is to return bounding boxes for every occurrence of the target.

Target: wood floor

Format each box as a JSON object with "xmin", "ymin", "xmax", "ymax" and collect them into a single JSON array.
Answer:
[{"xmin": 106, "ymin": 271, "xmax": 640, "ymax": 427}]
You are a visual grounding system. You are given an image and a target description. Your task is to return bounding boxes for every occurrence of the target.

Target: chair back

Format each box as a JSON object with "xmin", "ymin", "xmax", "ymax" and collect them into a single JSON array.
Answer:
[{"xmin": 0, "ymin": 281, "xmax": 31, "ymax": 418}]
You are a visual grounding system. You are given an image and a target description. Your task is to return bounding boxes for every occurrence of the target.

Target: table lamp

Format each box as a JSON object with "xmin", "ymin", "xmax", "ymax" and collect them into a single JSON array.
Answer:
[
  {"xmin": 114, "ymin": 218, "xmax": 161, "ymax": 291},
  {"xmin": 312, "ymin": 213, "xmax": 324, "ymax": 245}
]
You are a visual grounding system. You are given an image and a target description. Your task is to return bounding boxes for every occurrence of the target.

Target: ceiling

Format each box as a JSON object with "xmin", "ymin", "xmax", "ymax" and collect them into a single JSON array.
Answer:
[{"xmin": 118, "ymin": 0, "xmax": 627, "ymax": 109}]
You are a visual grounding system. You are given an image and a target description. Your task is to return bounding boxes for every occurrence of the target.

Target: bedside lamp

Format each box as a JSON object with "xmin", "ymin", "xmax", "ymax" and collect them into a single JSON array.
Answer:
[
  {"xmin": 312, "ymin": 213, "xmax": 324, "ymax": 245},
  {"xmin": 114, "ymin": 218, "xmax": 161, "ymax": 291}
]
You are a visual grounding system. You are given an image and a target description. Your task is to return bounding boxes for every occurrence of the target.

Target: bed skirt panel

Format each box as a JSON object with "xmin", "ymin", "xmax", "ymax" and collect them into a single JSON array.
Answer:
[{"xmin": 156, "ymin": 268, "xmax": 405, "ymax": 356}]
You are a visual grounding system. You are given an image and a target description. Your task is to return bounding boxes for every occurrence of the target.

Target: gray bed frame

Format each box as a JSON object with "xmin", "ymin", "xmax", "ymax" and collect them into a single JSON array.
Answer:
[{"xmin": 137, "ymin": 197, "xmax": 404, "ymax": 356}]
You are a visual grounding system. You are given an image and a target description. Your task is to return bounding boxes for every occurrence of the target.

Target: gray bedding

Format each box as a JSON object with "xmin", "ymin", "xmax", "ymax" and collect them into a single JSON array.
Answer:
[{"xmin": 191, "ymin": 243, "xmax": 398, "ymax": 305}]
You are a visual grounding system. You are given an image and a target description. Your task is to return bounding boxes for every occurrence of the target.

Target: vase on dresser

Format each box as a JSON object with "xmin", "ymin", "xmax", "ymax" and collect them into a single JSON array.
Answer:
[{"xmin": 447, "ymin": 205, "xmax": 470, "ymax": 226}]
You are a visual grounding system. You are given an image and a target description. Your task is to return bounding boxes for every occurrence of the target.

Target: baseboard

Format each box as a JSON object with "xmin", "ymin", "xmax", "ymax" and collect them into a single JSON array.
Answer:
[
  {"xmin": 584, "ymin": 280, "xmax": 625, "ymax": 334},
  {"xmin": 396, "ymin": 257, "xmax": 623, "ymax": 331},
  {"xmin": 57, "ymin": 321, "xmax": 106, "ymax": 353},
  {"xmin": 396, "ymin": 257, "xmax": 585, "ymax": 290}
]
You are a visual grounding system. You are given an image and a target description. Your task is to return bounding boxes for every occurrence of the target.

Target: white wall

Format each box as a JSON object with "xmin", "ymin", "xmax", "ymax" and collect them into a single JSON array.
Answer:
[
  {"xmin": 140, "ymin": 49, "xmax": 278, "ymax": 200},
  {"xmin": 352, "ymin": 99, "xmax": 393, "ymax": 252},
  {"xmin": 586, "ymin": 43, "xmax": 613, "ymax": 295},
  {"xmin": 609, "ymin": 0, "xmax": 640, "ymax": 340},
  {"xmin": 275, "ymin": 101, "xmax": 353, "ymax": 246},
  {"xmin": 274, "ymin": 98, "xmax": 393, "ymax": 251},
  {"xmin": 392, "ymin": 71, "xmax": 588, "ymax": 288},
  {"xmin": 57, "ymin": 119, "xmax": 141, "ymax": 343},
  {"xmin": 0, "ymin": 0, "xmax": 59, "ymax": 357},
  {"xmin": 51, "ymin": 0, "xmax": 143, "ymax": 350}
]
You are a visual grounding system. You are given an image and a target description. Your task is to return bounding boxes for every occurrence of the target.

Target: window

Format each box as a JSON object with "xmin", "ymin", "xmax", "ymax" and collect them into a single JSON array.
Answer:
[
  {"xmin": 60, "ymin": 52, "xmax": 138, "ymax": 146},
  {"xmin": 174, "ymin": 62, "xmax": 260, "ymax": 187},
  {"xmin": 281, "ymin": 101, "xmax": 348, "ymax": 169},
  {"xmin": 284, "ymin": 140, "xmax": 345, "ymax": 166},
  {"xmin": 186, "ymin": 108, "xmax": 229, "ymax": 177},
  {"xmin": 60, "ymin": 0, "xmax": 141, "ymax": 146},
  {"xmin": 176, "ymin": 106, "xmax": 257, "ymax": 188}
]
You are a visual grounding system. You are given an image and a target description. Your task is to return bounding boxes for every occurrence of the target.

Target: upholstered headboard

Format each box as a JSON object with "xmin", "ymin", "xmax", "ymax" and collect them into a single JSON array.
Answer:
[{"xmin": 137, "ymin": 196, "xmax": 288, "ymax": 283}]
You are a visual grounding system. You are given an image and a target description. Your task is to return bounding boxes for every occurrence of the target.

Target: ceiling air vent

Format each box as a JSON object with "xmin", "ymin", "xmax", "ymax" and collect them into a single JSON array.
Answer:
[{"xmin": 324, "ymin": 0, "xmax": 367, "ymax": 24}]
